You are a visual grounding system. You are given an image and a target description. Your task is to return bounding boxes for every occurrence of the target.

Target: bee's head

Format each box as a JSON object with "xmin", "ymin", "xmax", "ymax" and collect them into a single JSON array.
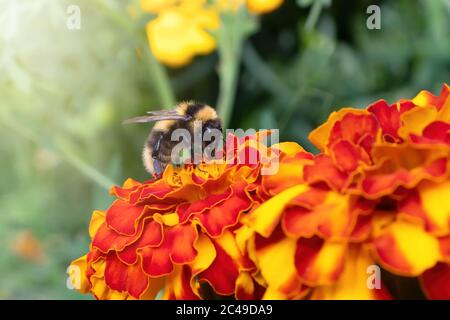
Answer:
[{"xmin": 202, "ymin": 118, "xmax": 222, "ymax": 134}]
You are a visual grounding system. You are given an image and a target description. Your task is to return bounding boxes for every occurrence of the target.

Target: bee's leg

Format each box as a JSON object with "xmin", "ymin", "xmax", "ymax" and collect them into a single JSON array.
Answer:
[
  {"xmin": 153, "ymin": 159, "xmax": 165, "ymax": 176},
  {"xmin": 152, "ymin": 132, "xmax": 163, "ymax": 159},
  {"xmin": 152, "ymin": 133, "xmax": 165, "ymax": 176}
]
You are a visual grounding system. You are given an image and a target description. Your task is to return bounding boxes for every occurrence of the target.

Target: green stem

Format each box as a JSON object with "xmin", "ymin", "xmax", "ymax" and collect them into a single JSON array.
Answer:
[
  {"xmin": 216, "ymin": 9, "xmax": 255, "ymax": 128},
  {"xmin": 55, "ymin": 138, "xmax": 117, "ymax": 190},
  {"xmin": 305, "ymin": 0, "xmax": 324, "ymax": 32},
  {"xmin": 144, "ymin": 45, "xmax": 176, "ymax": 108},
  {"xmin": 0, "ymin": 110, "xmax": 116, "ymax": 190},
  {"xmin": 216, "ymin": 47, "xmax": 241, "ymax": 128}
]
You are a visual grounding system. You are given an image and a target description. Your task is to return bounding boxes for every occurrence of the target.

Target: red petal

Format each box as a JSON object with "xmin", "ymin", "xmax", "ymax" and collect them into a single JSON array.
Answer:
[
  {"xmin": 92, "ymin": 221, "xmax": 142, "ymax": 253},
  {"xmin": 198, "ymin": 240, "xmax": 239, "ymax": 295},
  {"xmin": 195, "ymin": 182, "xmax": 253, "ymax": 237},
  {"xmin": 106, "ymin": 199, "xmax": 146, "ymax": 236},
  {"xmin": 141, "ymin": 224, "xmax": 198, "ymax": 277},
  {"xmin": 421, "ymin": 263, "xmax": 450, "ymax": 299},
  {"xmin": 104, "ymin": 253, "xmax": 149, "ymax": 299},
  {"xmin": 368, "ymin": 99, "xmax": 414, "ymax": 142},
  {"xmin": 331, "ymin": 140, "xmax": 364, "ymax": 172},
  {"xmin": 117, "ymin": 220, "xmax": 163, "ymax": 265},
  {"xmin": 176, "ymin": 189, "xmax": 232, "ymax": 223},
  {"xmin": 329, "ymin": 112, "xmax": 378, "ymax": 151}
]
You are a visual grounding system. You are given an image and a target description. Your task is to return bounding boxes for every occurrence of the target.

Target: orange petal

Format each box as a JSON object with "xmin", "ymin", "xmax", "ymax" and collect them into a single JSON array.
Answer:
[
  {"xmin": 261, "ymin": 153, "xmax": 310, "ymax": 195},
  {"xmin": 282, "ymin": 206, "xmax": 318, "ymax": 238},
  {"xmin": 303, "ymin": 154, "xmax": 349, "ymax": 191},
  {"xmin": 110, "ymin": 179, "xmax": 142, "ymax": 201}
]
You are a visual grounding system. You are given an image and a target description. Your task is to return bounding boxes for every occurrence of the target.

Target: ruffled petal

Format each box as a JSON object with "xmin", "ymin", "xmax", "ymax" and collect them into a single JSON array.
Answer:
[
  {"xmin": 141, "ymin": 224, "xmax": 198, "ymax": 277},
  {"xmin": 104, "ymin": 253, "xmax": 149, "ymax": 299},
  {"xmin": 198, "ymin": 230, "xmax": 252, "ymax": 295},
  {"xmin": 373, "ymin": 220, "xmax": 441, "ymax": 276},
  {"xmin": 116, "ymin": 220, "xmax": 163, "ymax": 265}
]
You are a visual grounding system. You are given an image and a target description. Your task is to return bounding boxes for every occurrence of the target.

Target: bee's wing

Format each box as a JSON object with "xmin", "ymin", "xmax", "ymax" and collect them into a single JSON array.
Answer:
[
  {"xmin": 146, "ymin": 110, "xmax": 179, "ymax": 116},
  {"xmin": 122, "ymin": 110, "xmax": 192, "ymax": 125}
]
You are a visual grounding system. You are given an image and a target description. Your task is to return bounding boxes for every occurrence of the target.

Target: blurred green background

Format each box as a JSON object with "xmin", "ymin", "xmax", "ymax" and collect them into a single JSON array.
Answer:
[{"xmin": 0, "ymin": 0, "xmax": 448, "ymax": 299}]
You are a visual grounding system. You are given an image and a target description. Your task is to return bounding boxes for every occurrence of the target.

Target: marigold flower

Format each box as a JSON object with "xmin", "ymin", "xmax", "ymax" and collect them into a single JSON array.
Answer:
[
  {"xmin": 70, "ymin": 85, "xmax": 450, "ymax": 299},
  {"xmin": 69, "ymin": 132, "xmax": 295, "ymax": 299},
  {"xmin": 237, "ymin": 83, "xmax": 450, "ymax": 299}
]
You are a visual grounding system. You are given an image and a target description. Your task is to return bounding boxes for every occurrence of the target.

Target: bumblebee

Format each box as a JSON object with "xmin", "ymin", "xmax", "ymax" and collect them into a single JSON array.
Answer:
[{"xmin": 123, "ymin": 102, "xmax": 223, "ymax": 176}]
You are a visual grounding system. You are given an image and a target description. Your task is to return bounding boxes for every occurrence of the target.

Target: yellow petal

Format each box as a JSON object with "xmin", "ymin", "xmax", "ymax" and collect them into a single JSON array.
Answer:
[
  {"xmin": 418, "ymin": 180, "xmax": 450, "ymax": 236},
  {"xmin": 311, "ymin": 246, "xmax": 391, "ymax": 300},
  {"xmin": 153, "ymin": 212, "xmax": 179, "ymax": 226},
  {"xmin": 89, "ymin": 210, "xmax": 105, "ymax": 239},
  {"xmin": 256, "ymin": 237, "xmax": 301, "ymax": 299},
  {"xmin": 68, "ymin": 255, "xmax": 90, "ymax": 294},
  {"xmin": 191, "ymin": 233, "xmax": 216, "ymax": 276},
  {"xmin": 248, "ymin": 184, "xmax": 309, "ymax": 237},
  {"xmin": 247, "ymin": 0, "xmax": 284, "ymax": 14},
  {"xmin": 398, "ymin": 107, "xmax": 438, "ymax": 138},
  {"xmin": 272, "ymin": 142, "xmax": 306, "ymax": 156},
  {"xmin": 374, "ymin": 220, "xmax": 441, "ymax": 276}
]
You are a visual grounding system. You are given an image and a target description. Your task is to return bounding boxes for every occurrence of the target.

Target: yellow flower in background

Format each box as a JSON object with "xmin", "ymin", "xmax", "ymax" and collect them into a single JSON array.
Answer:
[
  {"xmin": 140, "ymin": 0, "xmax": 284, "ymax": 67},
  {"xmin": 139, "ymin": 0, "xmax": 177, "ymax": 13},
  {"xmin": 246, "ymin": 0, "xmax": 284, "ymax": 14},
  {"xmin": 145, "ymin": 2, "xmax": 219, "ymax": 67},
  {"xmin": 216, "ymin": 0, "xmax": 284, "ymax": 13}
]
